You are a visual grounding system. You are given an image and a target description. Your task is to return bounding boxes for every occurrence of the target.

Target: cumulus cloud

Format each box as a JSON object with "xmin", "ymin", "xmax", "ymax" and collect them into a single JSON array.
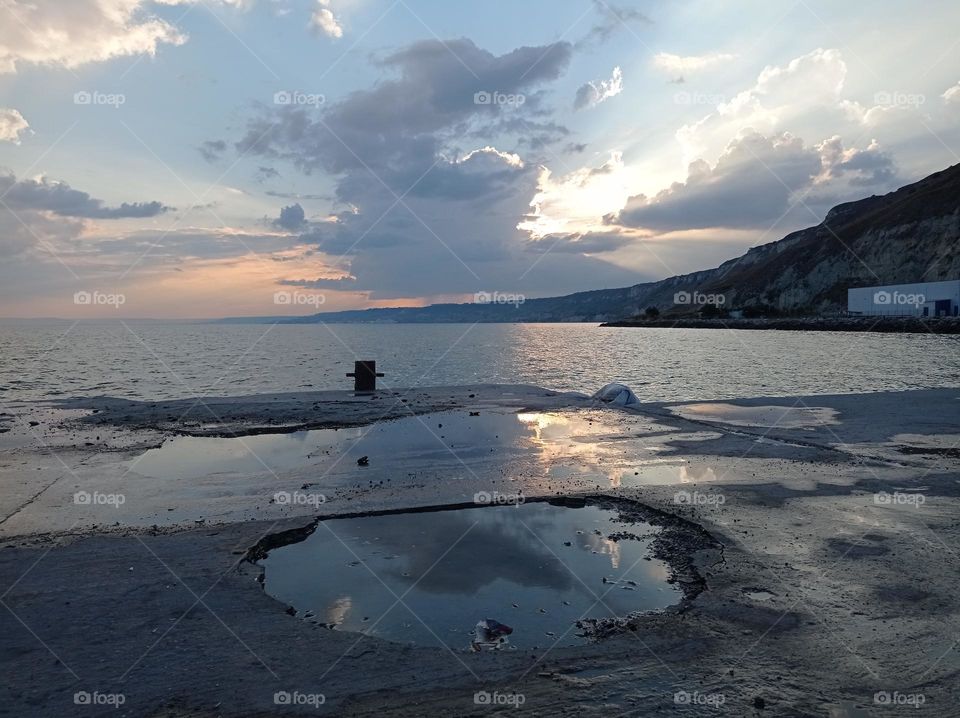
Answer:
[
  {"xmin": 610, "ymin": 131, "xmax": 823, "ymax": 232},
  {"xmin": 0, "ymin": 0, "xmax": 254, "ymax": 74},
  {"xmin": 234, "ymin": 37, "xmax": 572, "ymax": 176},
  {"xmin": 815, "ymin": 136, "xmax": 897, "ymax": 188},
  {"xmin": 0, "ymin": 170, "xmax": 172, "ymax": 259},
  {"xmin": 310, "ymin": 0, "xmax": 343, "ymax": 38},
  {"xmin": 677, "ymin": 48, "xmax": 850, "ymax": 164},
  {"xmin": 0, "ymin": 108, "xmax": 29, "ymax": 143},
  {"xmin": 574, "ymin": 66, "xmax": 623, "ymax": 110},
  {"xmin": 653, "ymin": 52, "xmax": 736, "ymax": 78},
  {"xmin": 0, "ymin": 0, "xmax": 187, "ymax": 74},
  {"xmin": 0, "ymin": 172, "xmax": 171, "ymax": 219},
  {"xmin": 943, "ymin": 81, "xmax": 960, "ymax": 105},
  {"xmin": 221, "ymin": 37, "xmax": 644, "ymax": 297},
  {"xmin": 275, "ymin": 203, "xmax": 306, "ymax": 230}
]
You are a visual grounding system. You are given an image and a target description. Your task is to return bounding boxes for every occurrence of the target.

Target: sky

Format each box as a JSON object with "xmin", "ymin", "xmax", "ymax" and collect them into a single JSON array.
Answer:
[{"xmin": 0, "ymin": 0, "xmax": 958, "ymax": 318}]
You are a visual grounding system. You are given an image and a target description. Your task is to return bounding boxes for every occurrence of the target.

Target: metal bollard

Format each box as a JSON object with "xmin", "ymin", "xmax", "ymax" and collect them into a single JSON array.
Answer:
[{"xmin": 346, "ymin": 360, "xmax": 384, "ymax": 392}]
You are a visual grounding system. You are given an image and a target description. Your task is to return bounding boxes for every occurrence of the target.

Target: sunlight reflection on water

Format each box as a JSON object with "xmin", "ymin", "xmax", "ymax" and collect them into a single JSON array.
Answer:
[{"xmin": 3, "ymin": 321, "xmax": 957, "ymax": 402}]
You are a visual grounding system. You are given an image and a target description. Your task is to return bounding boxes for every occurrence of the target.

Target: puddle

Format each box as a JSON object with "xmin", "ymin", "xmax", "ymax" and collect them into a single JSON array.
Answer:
[
  {"xmin": 129, "ymin": 408, "xmax": 699, "ymax": 487},
  {"xmin": 131, "ymin": 429, "xmax": 357, "ymax": 479},
  {"xmin": 258, "ymin": 501, "xmax": 681, "ymax": 649},
  {"xmin": 743, "ymin": 589, "xmax": 776, "ymax": 601},
  {"xmin": 669, "ymin": 403, "xmax": 839, "ymax": 429}
]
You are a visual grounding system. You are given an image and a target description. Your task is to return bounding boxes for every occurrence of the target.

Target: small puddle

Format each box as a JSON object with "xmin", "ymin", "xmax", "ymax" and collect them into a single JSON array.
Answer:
[
  {"xmin": 669, "ymin": 403, "xmax": 839, "ymax": 429},
  {"xmin": 258, "ymin": 501, "xmax": 682, "ymax": 649},
  {"xmin": 131, "ymin": 429, "xmax": 356, "ymax": 479}
]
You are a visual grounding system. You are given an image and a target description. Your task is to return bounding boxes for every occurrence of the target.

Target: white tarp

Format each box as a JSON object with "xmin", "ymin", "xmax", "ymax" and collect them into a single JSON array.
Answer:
[{"xmin": 592, "ymin": 382, "xmax": 641, "ymax": 408}]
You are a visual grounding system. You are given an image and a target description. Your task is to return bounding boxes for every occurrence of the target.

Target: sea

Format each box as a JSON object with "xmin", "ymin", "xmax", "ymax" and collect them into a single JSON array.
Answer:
[{"xmin": 1, "ymin": 321, "xmax": 958, "ymax": 403}]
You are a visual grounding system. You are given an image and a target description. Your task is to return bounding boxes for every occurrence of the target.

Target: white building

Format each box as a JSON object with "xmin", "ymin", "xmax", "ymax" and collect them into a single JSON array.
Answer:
[{"xmin": 847, "ymin": 280, "xmax": 960, "ymax": 317}]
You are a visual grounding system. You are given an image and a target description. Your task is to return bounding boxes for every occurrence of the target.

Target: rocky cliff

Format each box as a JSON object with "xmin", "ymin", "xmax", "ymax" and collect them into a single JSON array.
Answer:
[{"xmin": 233, "ymin": 163, "xmax": 960, "ymax": 324}]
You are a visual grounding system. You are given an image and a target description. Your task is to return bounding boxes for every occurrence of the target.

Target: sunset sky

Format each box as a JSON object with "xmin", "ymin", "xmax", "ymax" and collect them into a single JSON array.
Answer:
[{"xmin": 1, "ymin": 0, "xmax": 958, "ymax": 318}]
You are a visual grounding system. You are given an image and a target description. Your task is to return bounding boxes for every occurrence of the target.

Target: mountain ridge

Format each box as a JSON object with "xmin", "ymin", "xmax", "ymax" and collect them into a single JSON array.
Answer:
[{"xmin": 220, "ymin": 163, "xmax": 960, "ymax": 324}]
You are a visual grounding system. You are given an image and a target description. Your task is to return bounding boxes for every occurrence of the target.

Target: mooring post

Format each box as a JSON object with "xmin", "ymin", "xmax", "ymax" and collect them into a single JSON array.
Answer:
[{"xmin": 346, "ymin": 360, "xmax": 384, "ymax": 392}]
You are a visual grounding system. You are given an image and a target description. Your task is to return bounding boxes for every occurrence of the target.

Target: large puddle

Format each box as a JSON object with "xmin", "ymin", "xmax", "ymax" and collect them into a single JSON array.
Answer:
[
  {"xmin": 258, "ymin": 501, "xmax": 681, "ymax": 649},
  {"xmin": 130, "ymin": 408, "xmax": 713, "ymax": 487}
]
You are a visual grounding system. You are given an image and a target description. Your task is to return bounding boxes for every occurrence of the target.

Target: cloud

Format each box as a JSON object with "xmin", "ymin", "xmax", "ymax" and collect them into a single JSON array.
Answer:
[
  {"xmin": 577, "ymin": 1, "xmax": 651, "ymax": 48},
  {"xmin": 653, "ymin": 52, "xmax": 736, "ymax": 78},
  {"xmin": 943, "ymin": 81, "xmax": 960, "ymax": 105},
  {"xmin": 275, "ymin": 202, "xmax": 306, "ymax": 230},
  {"xmin": 265, "ymin": 190, "xmax": 331, "ymax": 200},
  {"xmin": 677, "ymin": 48, "xmax": 850, "ymax": 164},
  {"xmin": 0, "ymin": 108, "xmax": 29, "ymax": 143},
  {"xmin": 610, "ymin": 131, "xmax": 823, "ymax": 232},
  {"xmin": 520, "ymin": 151, "xmax": 630, "ymax": 239},
  {"xmin": 0, "ymin": 203, "xmax": 82, "ymax": 256},
  {"xmin": 310, "ymin": 0, "xmax": 343, "ymax": 38},
  {"xmin": 221, "ymin": 37, "xmax": 648, "ymax": 298},
  {"xmin": 0, "ymin": 0, "xmax": 187, "ymax": 74},
  {"xmin": 279, "ymin": 276, "xmax": 355, "ymax": 289},
  {"xmin": 526, "ymin": 229, "xmax": 635, "ymax": 254},
  {"xmin": 234, "ymin": 37, "xmax": 572, "ymax": 176},
  {"xmin": 255, "ymin": 166, "xmax": 280, "ymax": 182},
  {"xmin": 815, "ymin": 136, "xmax": 897, "ymax": 188},
  {"xmin": 574, "ymin": 66, "xmax": 623, "ymax": 110},
  {"xmin": 198, "ymin": 139, "xmax": 227, "ymax": 163},
  {"xmin": 0, "ymin": 172, "xmax": 171, "ymax": 219}
]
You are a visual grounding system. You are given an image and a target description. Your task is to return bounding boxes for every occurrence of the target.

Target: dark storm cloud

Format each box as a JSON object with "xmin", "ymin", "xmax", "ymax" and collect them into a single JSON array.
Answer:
[
  {"xmin": 0, "ymin": 172, "xmax": 171, "ymax": 219},
  {"xmin": 608, "ymin": 132, "xmax": 823, "ymax": 232}
]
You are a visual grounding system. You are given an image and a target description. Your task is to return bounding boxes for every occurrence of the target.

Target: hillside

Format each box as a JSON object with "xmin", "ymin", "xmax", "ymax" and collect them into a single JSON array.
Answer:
[{"xmin": 225, "ymin": 163, "xmax": 960, "ymax": 323}]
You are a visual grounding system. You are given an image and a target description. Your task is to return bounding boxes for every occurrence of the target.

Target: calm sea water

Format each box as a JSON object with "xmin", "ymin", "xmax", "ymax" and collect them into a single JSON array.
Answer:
[{"xmin": 1, "ymin": 321, "xmax": 958, "ymax": 403}]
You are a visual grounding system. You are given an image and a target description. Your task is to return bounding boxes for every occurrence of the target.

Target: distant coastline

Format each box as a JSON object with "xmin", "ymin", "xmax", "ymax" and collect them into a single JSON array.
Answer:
[{"xmin": 601, "ymin": 316, "xmax": 960, "ymax": 334}]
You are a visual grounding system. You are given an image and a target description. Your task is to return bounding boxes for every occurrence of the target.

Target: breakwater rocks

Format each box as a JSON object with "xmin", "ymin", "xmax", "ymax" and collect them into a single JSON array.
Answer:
[{"xmin": 602, "ymin": 316, "xmax": 960, "ymax": 334}]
